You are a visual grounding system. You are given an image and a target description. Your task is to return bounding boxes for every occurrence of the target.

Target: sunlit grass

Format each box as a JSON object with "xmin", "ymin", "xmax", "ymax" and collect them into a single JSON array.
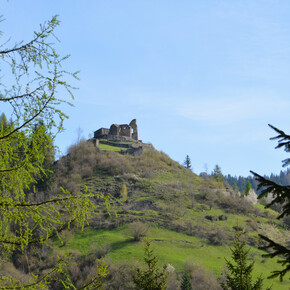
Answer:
[
  {"xmin": 58, "ymin": 225, "xmax": 290, "ymax": 289},
  {"xmin": 98, "ymin": 143, "xmax": 124, "ymax": 152}
]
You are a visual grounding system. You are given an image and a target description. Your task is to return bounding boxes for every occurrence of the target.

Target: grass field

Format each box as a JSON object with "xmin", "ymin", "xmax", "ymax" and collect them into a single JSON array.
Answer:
[
  {"xmin": 59, "ymin": 225, "xmax": 290, "ymax": 289},
  {"xmin": 97, "ymin": 143, "xmax": 124, "ymax": 152}
]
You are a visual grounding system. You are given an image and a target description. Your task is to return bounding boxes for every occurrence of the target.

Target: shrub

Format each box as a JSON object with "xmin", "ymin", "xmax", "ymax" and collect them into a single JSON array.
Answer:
[
  {"xmin": 120, "ymin": 184, "xmax": 128, "ymax": 202},
  {"xmin": 207, "ymin": 228, "xmax": 231, "ymax": 246},
  {"xmin": 96, "ymin": 243, "xmax": 111, "ymax": 259},
  {"xmin": 215, "ymin": 192, "xmax": 254, "ymax": 215},
  {"xmin": 104, "ymin": 263, "xmax": 135, "ymax": 289},
  {"xmin": 184, "ymin": 261, "xmax": 221, "ymax": 290},
  {"xmin": 60, "ymin": 229, "xmax": 74, "ymax": 246},
  {"xmin": 128, "ymin": 222, "xmax": 150, "ymax": 241},
  {"xmin": 95, "ymin": 151, "xmax": 132, "ymax": 175},
  {"xmin": 259, "ymin": 223, "xmax": 290, "ymax": 247}
]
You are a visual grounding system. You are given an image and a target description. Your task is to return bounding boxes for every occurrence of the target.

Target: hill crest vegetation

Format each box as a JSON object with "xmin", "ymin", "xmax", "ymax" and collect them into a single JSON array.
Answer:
[{"xmin": 49, "ymin": 140, "xmax": 290, "ymax": 288}]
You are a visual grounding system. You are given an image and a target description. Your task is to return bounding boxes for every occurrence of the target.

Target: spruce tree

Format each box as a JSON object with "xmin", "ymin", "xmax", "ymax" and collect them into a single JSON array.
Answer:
[
  {"xmin": 133, "ymin": 240, "xmax": 167, "ymax": 289},
  {"xmin": 243, "ymin": 181, "xmax": 252, "ymax": 196},
  {"xmin": 184, "ymin": 155, "xmax": 192, "ymax": 170},
  {"xmin": 251, "ymin": 124, "xmax": 290, "ymax": 280},
  {"xmin": 180, "ymin": 272, "xmax": 193, "ymax": 290},
  {"xmin": 212, "ymin": 164, "xmax": 224, "ymax": 182},
  {"xmin": 221, "ymin": 231, "xmax": 263, "ymax": 290}
]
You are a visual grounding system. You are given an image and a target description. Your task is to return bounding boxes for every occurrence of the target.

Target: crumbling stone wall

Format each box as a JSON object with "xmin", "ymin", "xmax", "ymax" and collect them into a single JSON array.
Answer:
[
  {"xmin": 94, "ymin": 128, "xmax": 109, "ymax": 138},
  {"xmin": 109, "ymin": 124, "xmax": 120, "ymax": 136},
  {"xmin": 94, "ymin": 119, "xmax": 139, "ymax": 141},
  {"xmin": 119, "ymin": 124, "xmax": 132, "ymax": 138},
  {"xmin": 129, "ymin": 119, "xmax": 138, "ymax": 140}
]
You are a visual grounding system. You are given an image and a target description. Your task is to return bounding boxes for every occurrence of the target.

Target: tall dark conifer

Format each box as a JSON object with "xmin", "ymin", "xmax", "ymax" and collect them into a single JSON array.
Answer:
[
  {"xmin": 183, "ymin": 155, "xmax": 192, "ymax": 170},
  {"xmin": 251, "ymin": 124, "xmax": 290, "ymax": 280}
]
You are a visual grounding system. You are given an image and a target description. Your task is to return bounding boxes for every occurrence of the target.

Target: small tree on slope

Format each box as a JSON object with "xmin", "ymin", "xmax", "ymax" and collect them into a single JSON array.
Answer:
[
  {"xmin": 133, "ymin": 240, "xmax": 167, "ymax": 290},
  {"xmin": 221, "ymin": 231, "xmax": 263, "ymax": 290},
  {"xmin": 180, "ymin": 272, "xmax": 193, "ymax": 290},
  {"xmin": 243, "ymin": 181, "xmax": 252, "ymax": 196},
  {"xmin": 183, "ymin": 155, "xmax": 192, "ymax": 170},
  {"xmin": 212, "ymin": 164, "xmax": 224, "ymax": 182}
]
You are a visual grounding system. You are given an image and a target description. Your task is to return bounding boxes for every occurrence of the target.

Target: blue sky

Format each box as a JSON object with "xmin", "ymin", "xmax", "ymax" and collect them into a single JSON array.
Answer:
[{"xmin": 2, "ymin": 0, "xmax": 290, "ymax": 176}]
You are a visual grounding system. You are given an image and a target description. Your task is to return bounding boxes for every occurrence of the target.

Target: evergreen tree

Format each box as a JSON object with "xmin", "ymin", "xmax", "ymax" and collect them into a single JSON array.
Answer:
[
  {"xmin": 133, "ymin": 240, "xmax": 167, "ymax": 289},
  {"xmin": 221, "ymin": 231, "xmax": 263, "ymax": 290},
  {"xmin": 0, "ymin": 112, "xmax": 8, "ymax": 130},
  {"xmin": 183, "ymin": 155, "xmax": 192, "ymax": 170},
  {"xmin": 251, "ymin": 124, "xmax": 290, "ymax": 280},
  {"xmin": 212, "ymin": 164, "xmax": 224, "ymax": 182},
  {"xmin": 233, "ymin": 183, "xmax": 239, "ymax": 192},
  {"xmin": 180, "ymin": 272, "xmax": 193, "ymax": 290},
  {"xmin": 243, "ymin": 181, "xmax": 252, "ymax": 196}
]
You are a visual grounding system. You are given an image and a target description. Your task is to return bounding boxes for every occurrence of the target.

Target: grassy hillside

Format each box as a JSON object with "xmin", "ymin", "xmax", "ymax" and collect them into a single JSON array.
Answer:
[
  {"xmin": 52, "ymin": 140, "xmax": 290, "ymax": 288},
  {"xmin": 58, "ymin": 225, "xmax": 288, "ymax": 289}
]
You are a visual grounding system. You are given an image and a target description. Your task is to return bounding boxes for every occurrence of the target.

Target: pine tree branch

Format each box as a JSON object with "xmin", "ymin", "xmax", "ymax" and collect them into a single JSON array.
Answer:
[
  {"xmin": 259, "ymin": 234, "xmax": 290, "ymax": 281},
  {"xmin": 250, "ymin": 171, "xmax": 290, "ymax": 218},
  {"xmin": 268, "ymin": 124, "xmax": 290, "ymax": 149}
]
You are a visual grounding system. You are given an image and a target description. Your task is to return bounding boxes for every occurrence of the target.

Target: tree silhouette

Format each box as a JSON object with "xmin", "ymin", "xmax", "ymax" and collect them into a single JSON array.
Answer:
[
  {"xmin": 183, "ymin": 155, "xmax": 192, "ymax": 170},
  {"xmin": 251, "ymin": 124, "xmax": 290, "ymax": 281}
]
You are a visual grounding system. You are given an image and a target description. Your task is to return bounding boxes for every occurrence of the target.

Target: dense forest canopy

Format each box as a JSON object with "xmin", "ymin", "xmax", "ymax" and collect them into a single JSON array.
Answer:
[{"xmin": 223, "ymin": 168, "xmax": 290, "ymax": 194}]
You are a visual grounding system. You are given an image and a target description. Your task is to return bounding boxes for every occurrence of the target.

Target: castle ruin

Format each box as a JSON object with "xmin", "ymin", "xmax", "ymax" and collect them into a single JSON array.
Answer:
[{"xmin": 94, "ymin": 119, "xmax": 139, "ymax": 142}]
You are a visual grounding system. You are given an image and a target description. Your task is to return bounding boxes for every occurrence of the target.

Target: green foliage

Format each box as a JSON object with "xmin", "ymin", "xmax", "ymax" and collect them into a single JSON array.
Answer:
[
  {"xmin": 0, "ymin": 113, "xmax": 8, "ymax": 130},
  {"xmin": 0, "ymin": 14, "xmax": 109, "ymax": 288},
  {"xmin": 212, "ymin": 165, "xmax": 224, "ymax": 182},
  {"xmin": 243, "ymin": 181, "xmax": 252, "ymax": 196},
  {"xmin": 183, "ymin": 155, "xmax": 192, "ymax": 170},
  {"xmin": 98, "ymin": 143, "xmax": 124, "ymax": 152},
  {"xmin": 180, "ymin": 272, "xmax": 193, "ymax": 290},
  {"xmin": 121, "ymin": 183, "xmax": 128, "ymax": 202},
  {"xmin": 60, "ymin": 225, "xmax": 289, "ymax": 289},
  {"xmin": 129, "ymin": 222, "xmax": 150, "ymax": 241},
  {"xmin": 234, "ymin": 183, "xmax": 239, "ymax": 192},
  {"xmin": 133, "ymin": 240, "xmax": 167, "ymax": 290},
  {"xmin": 251, "ymin": 124, "xmax": 290, "ymax": 281},
  {"xmin": 32, "ymin": 122, "xmax": 55, "ymax": 191},
  {"xmin": 221, "ymin": 231, "xmax": 263, "ymax": 290}
]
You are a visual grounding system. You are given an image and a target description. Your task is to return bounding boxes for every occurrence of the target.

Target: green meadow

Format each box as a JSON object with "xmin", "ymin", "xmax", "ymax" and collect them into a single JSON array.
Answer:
[{"xmin": 59, "ymin": 225, "xmax": 289, "ymax": 289}]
